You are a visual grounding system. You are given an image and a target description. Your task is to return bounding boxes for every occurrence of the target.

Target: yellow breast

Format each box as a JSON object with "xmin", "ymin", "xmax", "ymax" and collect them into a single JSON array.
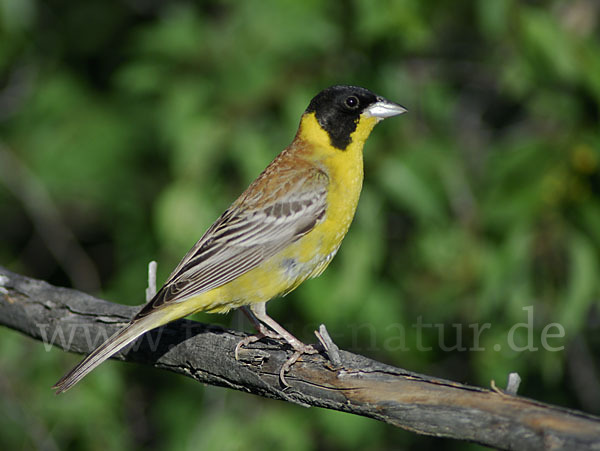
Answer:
[{"xmin": 293, "ymin": 112, "xmax": 374, "ymax": 261}]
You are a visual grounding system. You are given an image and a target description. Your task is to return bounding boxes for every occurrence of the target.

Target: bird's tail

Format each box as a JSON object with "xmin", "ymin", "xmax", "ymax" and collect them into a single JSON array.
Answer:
[{"xmin": 52, "ymin": 316, "xmax": 158, "ymax": 394}]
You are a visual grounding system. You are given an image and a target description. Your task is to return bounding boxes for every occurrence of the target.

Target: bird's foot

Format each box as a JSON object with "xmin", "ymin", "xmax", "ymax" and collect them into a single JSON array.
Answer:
[
  {"xmin": 237, "ymin": 303, "xmax": 321, "ymax": 386},
  {"xmin": 279, "ymin": 342, "xmax": 318, "ymax": 387},
  {"xmin": 234, "ymin": 323, "xmax": 281, "ymax": 360},
  {"xmin": 234, "ymin": 328, "xmax": 319, "ymax": 387}
]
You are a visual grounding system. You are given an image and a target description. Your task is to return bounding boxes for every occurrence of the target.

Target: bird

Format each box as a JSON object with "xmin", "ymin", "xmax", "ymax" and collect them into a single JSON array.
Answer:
[{"xmin": 52, "ymin": 85, "xmax": 406, "ymax": 393}]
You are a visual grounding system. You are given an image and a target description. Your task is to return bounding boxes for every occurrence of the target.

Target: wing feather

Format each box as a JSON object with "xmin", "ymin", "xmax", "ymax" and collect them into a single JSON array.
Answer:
[{"xmin": 136, "ymin": 166, "xmax": 328, "ymax": 317}]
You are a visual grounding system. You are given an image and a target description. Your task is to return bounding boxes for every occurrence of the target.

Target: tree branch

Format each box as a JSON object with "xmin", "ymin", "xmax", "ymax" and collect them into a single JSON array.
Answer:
[{"xmin": 1, "ymin": 265, "xmax": 599, "ymax": 450}]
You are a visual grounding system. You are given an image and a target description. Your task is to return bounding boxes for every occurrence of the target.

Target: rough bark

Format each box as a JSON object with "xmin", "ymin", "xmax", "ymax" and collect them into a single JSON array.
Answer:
[{"xmin": 1, "ymin": 266, "xmax": 599, "ymax": 450}]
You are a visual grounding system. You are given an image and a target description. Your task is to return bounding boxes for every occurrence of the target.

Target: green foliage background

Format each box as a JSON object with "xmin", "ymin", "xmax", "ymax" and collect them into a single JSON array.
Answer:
[{"xmin": 1, "ymin": 0, "xmax": 599, "ymax": 449}]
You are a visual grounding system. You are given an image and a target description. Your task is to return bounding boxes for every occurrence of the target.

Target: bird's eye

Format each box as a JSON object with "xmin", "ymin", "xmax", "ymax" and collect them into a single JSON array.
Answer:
[{"xmin": 345, "ymin": 96, "xmax": 359, "ymax": 109}]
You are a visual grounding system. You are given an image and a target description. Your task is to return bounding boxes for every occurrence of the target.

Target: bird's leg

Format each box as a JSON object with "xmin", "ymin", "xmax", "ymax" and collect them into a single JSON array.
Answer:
[
  {"xmin": 235, "ymin": 302, "xmax": 318, "ymax": 386},
  {"xmin": 240, "ymin": 306, "xmax": 282, "ymax": 340},
  {"xmin": 249, "ymin": 302, "xmax": 318, "ymax": 354},
  {"xmin": 234, "ymin": 306, "xmax": 281, "ymax": 360}
]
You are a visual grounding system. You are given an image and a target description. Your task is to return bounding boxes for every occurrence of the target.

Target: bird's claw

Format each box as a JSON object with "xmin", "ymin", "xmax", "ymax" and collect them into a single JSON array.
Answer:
[
  {"xmin": 235, "ymin": 334, "xmax": 319, "ymax": 387},
  {"xmin": 279, "ymin": 343, "xmax": 318, "ymax": 387}
]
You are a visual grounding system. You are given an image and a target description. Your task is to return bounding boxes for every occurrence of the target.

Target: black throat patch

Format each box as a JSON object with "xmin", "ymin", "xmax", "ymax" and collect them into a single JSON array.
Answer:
[{"xmin": 305, "ymin": 85, "xmax": 378, "ymax": 150}]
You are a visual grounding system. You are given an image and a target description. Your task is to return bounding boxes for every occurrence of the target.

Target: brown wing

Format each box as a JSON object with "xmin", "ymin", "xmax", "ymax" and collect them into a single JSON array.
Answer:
[{"xmin": 136, "ymin": 164, "xmax": 328, "ymax": 318}]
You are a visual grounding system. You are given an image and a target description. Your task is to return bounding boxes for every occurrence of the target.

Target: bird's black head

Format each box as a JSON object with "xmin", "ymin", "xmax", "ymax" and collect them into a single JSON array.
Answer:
[{"xmin": 305, "ymin": 85, "xmax": 382, "ymax": 150}]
